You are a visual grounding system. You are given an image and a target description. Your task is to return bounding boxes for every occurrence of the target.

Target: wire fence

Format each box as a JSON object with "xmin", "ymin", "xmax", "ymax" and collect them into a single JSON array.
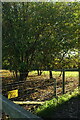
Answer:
[{"xmin": 2, "ymin": 69, "xmax": 80, "ymax": 99}]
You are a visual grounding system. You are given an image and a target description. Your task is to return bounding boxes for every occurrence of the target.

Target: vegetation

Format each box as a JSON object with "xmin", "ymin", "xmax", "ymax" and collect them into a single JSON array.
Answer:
[
  {"xmin": 35, "ymin": 88, "xmax": 80, "ymax": 117},
  {"xmin": 2, "ymin": 2, "xmax": 79, "ymax": 81},
  {"xmin": 2, "ymin": 70, "xmax": 79, "ymax": 119},
  {"xmin": 2, "ymin": 2, "xmax": 80, "ymax": 119},
  {"xmin": 2, "ymin": 69, "xmax": 78, "ymax": 101},
  {"xmin": 28, "ymin": 71, "xmax": 78, "ymax": 77}
]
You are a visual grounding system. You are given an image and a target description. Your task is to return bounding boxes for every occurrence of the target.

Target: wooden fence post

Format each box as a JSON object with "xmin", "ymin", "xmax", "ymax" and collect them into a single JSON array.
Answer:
[
  {"xmin": 78, "ymin": 71, "xmax": 80, "ymax": 94},
  {"xmin": 79, "ymin": 71, "xmax": 80, "ymax": 86},
  {"xmin": 62, "ymin": 71, "xmax": 65, "ymax": 94},
  {"xmin": 54, "ymin": 78, "xmax": 56, "ymax": 96}
]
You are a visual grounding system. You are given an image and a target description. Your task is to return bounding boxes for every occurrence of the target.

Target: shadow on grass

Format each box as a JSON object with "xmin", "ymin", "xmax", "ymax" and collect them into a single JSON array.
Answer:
[{"xmin": 37, "ymin": 95, "xmax": 80, "ymax": 119}]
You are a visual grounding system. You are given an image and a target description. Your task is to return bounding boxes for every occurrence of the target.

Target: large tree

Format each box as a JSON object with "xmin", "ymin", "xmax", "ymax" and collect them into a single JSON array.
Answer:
[{"xmin": 2, "ymin": 2, "xmax": 79, "ymax": 80}]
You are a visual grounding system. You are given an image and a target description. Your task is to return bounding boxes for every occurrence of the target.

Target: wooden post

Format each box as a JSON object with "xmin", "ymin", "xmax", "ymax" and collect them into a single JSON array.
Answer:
[
  {"xmin": 54, "ymin": 78, "xmax": 56, "ymax": 96},
  {"xmin": 78, "ymin": 71, "xmax": 80, "ymax": 93},
  {"xmin": 49, "ymin": 70, "xmax": 53, "ymax": 79},
  {"xmin": 62, "ymin": 71, "xmax": 65, "ymax": 94},
  {"xmin": 79, "ymin": 71, "xmax": 80, "ymax": 86}
]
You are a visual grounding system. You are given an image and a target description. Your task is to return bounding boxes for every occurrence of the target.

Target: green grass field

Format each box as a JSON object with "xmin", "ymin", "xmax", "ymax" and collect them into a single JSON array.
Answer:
[
  {"xmin": 52, "ymin": 71, "xmax": 78, "ymax": 77},
  {"xmin": 1, "ymin": 70, "xmax": 78, "ymax": 78},
  {"xmin": 29, "ymin": 71, "xmax": 78, "ymax": 77}
]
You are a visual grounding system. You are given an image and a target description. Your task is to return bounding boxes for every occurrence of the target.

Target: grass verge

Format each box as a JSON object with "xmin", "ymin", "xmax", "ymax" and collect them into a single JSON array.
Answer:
[{"xmin": 34, "ymin": 87, "xmax": 80, "ymax": 117}]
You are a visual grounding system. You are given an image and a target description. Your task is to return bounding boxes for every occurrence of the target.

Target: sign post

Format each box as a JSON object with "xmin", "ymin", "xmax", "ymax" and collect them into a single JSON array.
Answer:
[{"xmin": 8, "ymin": 89, "xmax": 18, "ymax": 99}]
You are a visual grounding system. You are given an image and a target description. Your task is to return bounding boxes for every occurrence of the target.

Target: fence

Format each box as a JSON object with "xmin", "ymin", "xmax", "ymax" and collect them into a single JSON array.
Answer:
[
  {"xmin": 2, "ymin": 69, "xmax": 80, "ymax": 118},
  {"xmin": 2, "ymin": 69, "xmax": 80, "ymax": 98},
  {"xmin": 51, "ymin": 69, "xmax": 80, "ymax": 95}
]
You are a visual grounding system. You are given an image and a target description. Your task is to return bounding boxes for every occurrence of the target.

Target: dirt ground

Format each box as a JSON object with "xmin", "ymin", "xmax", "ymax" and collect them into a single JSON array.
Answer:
[
  {"xmin": 2, "ymin": 71, "xmax": 78, "ymax": 99},
  {"xmin": 1, "ymin": 70, "xmax": 79, "ymax": 115}
]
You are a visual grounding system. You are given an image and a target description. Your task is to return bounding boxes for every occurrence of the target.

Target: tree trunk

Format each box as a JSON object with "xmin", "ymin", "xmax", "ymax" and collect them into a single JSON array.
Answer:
[
  {"xmin": 40, "ymin": 70, "xmax": 42, "ymax": 75},
  {"xmin": 15, "ymin": 70, "xmax": 18, "ymax": 79},
  {"xmin": 59, "ymin": 71, "xmax": 62, "ymax": 77},
  {"xmin": 19, "ymin": 71, "xmax": 29, "ymax": 81},
  {"xmin": 37, "ymin": 70, "xmax": 40, "ymax": 76},
  {"xmin": 37, "ymin": 70, "xmax": 42, "ymax": 76},
  {"xmin": 13, "ymin": 71, "xmax": 15, "ymax": 77},
  {"xmin": 49, "ymin": 70, "xmax": 53, "ymax": 79}
]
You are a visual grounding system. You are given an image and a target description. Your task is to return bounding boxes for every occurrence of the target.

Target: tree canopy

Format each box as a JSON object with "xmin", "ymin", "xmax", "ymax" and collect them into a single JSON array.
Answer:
[{"xmin": 2, "ymin": 2, "xmax": 80, "ymax": 80}]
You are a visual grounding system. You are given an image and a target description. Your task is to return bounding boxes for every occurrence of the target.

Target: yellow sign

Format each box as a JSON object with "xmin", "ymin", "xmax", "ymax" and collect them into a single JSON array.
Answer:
[{"xmin": 8, "ymin": 90, "xmax": 18, "ymax": 99}]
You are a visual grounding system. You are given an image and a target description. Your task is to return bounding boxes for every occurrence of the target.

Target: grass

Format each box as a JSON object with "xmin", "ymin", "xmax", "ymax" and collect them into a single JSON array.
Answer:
[
  {"xmin": 1, "ymin": 70, "xmax": 78, "ymax": 78},
  {"xmin": 2, "ymin": 70, "xmax": 79, "ymax": 119},
  {"xmin": 29, "ymin": 70, "xmax": 78, "ymax": 77},
  {"xmin": 65, "ymin": 71, "xmax": 78, "ymax": 77},
  {"xmin": 52, "ymin": 71, "xmax": 78, "ymax": 77},
  {"xmin": 1, "ymin": 70, "xmax": 13, "ymax": 77},
  {"xmin": 34, "ymin": 87, "xmax": 80, "ymax": 117}
]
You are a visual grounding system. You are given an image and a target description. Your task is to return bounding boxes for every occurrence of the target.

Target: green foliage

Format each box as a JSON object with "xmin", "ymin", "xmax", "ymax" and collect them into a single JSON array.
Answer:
[
  {"xmin": 35, "ymin": 87, "xmax": 79, "ymax": 117},
  {"xmin": 2, "ymin": 2, "xmax": 79, "ymax": 75},
  {"xmin": 19, "ymin": 62, "xmax": 27, "ymax": 72}
]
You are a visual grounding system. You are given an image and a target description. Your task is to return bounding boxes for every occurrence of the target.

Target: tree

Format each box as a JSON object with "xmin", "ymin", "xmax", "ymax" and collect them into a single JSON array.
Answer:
[{"xmin": 2, "ymin": 2, "xmax": 79, "ymax": 80}]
